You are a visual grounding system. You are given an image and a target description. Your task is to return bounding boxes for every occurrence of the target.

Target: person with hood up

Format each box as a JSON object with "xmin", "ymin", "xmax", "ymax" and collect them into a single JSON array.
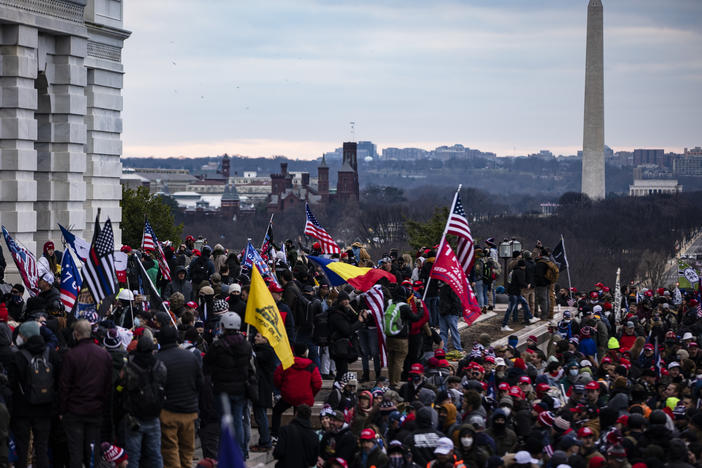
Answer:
[
  {"xmin": 403, "ymin": 407, "xmax": 444, "ymax": 466},
  {"xmin": 203, "ymin": 312, "xmax": 254, "ymax": 458},
  {"xmin": 273, "ymin": 403, "xmax": 320, "ymax": 468},
  {"xmin": 163, "ymin": 266, "xmax": 193, "ymax": 301},
  {"xmin": 486, "ymin": 408, "xmax": 518, "ymax": 456},
  {"xmin": 330, "ymin": 409, "xmax": 358, "ymax": 463},
  {"xmin": 188, "ymin": 245, "xmax": 215, "ymax": 295},
  {"xmin": 9, "ymin": 321, "xmax": 61, "ymax": 468},
  {"xmin": 352, "ymin": 428, "xmax": 388, "ymax": 468},
  {"xmin": 455, "ymin": 425, "xmax": 489, "ymax": 468},
  {"xmin": 271, "ymin": 343, "xmax": 323, "ymax": 439}
]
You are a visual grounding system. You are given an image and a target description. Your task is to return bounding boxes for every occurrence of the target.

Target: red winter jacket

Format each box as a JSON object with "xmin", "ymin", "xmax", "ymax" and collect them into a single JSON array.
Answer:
[
  {"xmin": 274, "ymin": 356, "xmax": 323, "ymax": 406},
  {"xmin": 619, "ymin": 334, "xmax": 637, "ymax": 352}
]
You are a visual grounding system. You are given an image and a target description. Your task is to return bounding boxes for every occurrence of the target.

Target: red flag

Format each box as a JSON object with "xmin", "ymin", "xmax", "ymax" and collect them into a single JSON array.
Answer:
[{"xmin": 430, "ymin": 242, "xmax": 481, "ymax": 326}]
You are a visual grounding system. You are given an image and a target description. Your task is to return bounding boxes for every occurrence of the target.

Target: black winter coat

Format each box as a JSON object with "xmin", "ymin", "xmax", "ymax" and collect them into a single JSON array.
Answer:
[
  {"xmin": 158, "ymin": 343, "xmax": 203, "ymax": 414},
  {"xmin": 203, "ymin": 333, "xmax": 254, "ymax": 396},
  {"xmin": 507, "ymin": 268, "xmax": 527, "ymax": 295},
  {"xmin": 329, "ymin": 305, "xmax": 363, "ymax": 342},
  {"xmin": 9, "ymin": 335, "xmax": 61, "ymax": 417},
  {"xmin": 438, "ymin": 285, "xmax": 461, "ymax": 317},
  {"xmin": 273, "ymin": 417, "xmax": 320, "ymax": 468},
  {"xmin": 253, "ymin": 341, "xmax": 277, "ymax": 408}
]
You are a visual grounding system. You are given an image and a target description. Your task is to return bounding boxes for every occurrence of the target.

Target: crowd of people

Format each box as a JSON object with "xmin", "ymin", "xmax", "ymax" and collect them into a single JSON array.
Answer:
[{"xmin": 0, "ymin": 234, "xmax": 700, "ymax": 468}]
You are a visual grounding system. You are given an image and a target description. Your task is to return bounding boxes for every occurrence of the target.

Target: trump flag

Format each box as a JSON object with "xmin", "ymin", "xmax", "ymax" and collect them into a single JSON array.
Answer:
[{"xmin": 430, "ymin": 242, "xmax": 482, "ymax": 326}]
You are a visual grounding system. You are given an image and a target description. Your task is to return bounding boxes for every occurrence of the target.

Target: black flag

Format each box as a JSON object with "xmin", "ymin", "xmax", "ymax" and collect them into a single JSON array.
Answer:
[{"xmin": 552, "ymin": 238, "xmax": 569, "ymax": 271}]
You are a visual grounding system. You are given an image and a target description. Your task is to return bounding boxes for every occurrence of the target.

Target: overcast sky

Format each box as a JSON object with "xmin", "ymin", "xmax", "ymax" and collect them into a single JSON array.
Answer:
[{"xmin": 122, "ymin": 0, "xmax": 702, "ymax": 159}]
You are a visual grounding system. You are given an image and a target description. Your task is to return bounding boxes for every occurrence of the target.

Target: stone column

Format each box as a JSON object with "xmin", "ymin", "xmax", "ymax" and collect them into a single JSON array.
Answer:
[
  {"xmin": 0, "ymin": 24, "xmax": 38, "ymax": 253},
  {"xmin": 35, "ymin": 35, "xmax": 88, "ymax": 248},
  {"xmin": 84, "ymin": 66, "xmax": 123, "ymax": 244}
]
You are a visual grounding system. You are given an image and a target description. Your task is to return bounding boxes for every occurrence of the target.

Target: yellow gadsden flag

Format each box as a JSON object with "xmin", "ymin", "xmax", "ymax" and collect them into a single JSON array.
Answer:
[{"xmin": 244, "ymin": 267, "xmax": 294, "ymax": 369}]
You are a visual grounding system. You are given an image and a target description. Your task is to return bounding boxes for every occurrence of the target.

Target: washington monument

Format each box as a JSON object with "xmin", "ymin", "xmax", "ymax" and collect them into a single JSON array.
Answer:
[{"xmin": 581, "ymin": 0, "xmax": 605, "ymax": 200}]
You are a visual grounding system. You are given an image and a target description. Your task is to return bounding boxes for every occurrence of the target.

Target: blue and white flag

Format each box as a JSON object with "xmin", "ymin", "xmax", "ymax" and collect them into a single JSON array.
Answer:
[
  {"xmin": 243, "ymin": 241, "xmax": 271, "ymax": 277},
  {"xmin": 218, "ymin": 402, "xmax": 246, "ymax": 468},
  {"xmin": 58, "ymin": 224, "xmax": 90, "ymax": 263},
  {"xmin": 59, "ymin": 251, "xmax": 82, "ymax": 311}
]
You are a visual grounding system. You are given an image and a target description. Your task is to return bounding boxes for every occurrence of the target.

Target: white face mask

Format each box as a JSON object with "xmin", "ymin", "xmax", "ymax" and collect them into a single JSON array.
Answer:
[
  {"xmin": 133, "ymin": 318, "xmax": 141, "ymax": 328},
  {"xmin": 569, "ymin": 369, "xmax": 579, "ymax": 376},
  {"xmin": 461, "ymin": 437, "xmax": 473, "ymax": 448},
  {"xmin": 501, "ymin": 407, "xmax": 511, "ymax": 417},
  {"xmin": 15, "ymin": 335, "xmax": 24, "ymax": 346}
]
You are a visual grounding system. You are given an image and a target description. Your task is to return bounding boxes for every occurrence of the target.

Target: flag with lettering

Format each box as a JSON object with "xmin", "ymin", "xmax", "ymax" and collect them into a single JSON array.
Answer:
[
  {"xmin": 59, "ymin": 251, "xmax": 82, "ymax": 311},
  {"xmin": 1, "ymin": 227, "xmax": 39, "ymax": 296},
  {"xmin": 245, "ymin": 266, "xmax": 294, "ymax": 369},
  {"xmin": 261, "ymin": 221, "xmax": 274, "ymax": 257},
  {"xmin": 430, "ymin": 242, "xmax": 482, "ymax": 326}
]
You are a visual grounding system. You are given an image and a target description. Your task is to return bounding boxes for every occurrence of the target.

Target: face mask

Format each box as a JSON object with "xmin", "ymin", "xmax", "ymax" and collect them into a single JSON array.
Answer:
[
  {"xmin": 496, "ymin": 371, "xmax": 506, "ymax": 378},
  {"xmin": 569, "ymin": 369, "xmax": 579, "ymax": 377},
  {"xmin": 501, "ymin": 407, "xmax": 511, "ymax": 417},
  {"xmin": 411, "ymin": 375, "xmax": 422, "ymax": 384},
  {"xmin": 493, "ymin": 422, "xmax": 505, "ymax": 430},
  {"xmin": 11, "ymin": 296, "xmax": 22, "ymax": 304},
  {"xmin": 389, "ymin": 457, "xmax": 404, "ymax": 468},
  {"xmin": 15, "ymin": 335, "xmax": 24, "ymax": 346},
  {"xmin": 461, "ymin": 437, "xmax": 473, "ymax": 448},
  {"xmin": 133, "ymin": 318, "xmax": 141, "ymax": 328}
]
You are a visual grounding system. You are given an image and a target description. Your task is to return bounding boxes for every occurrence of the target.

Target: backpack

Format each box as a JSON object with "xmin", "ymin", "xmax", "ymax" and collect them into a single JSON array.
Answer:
[
  {"xmin": 426, "ymin": 369, "xmax": 450, "ymax": 392},
  {"xmin": 293, "ymin": 293, "xmax": 312, "ymax": 329},
  {"xmin": 189, "ymin": 258, "xmax": 209, "ymax": 286},
  {"xmin": 480, "ymin": 259, "xmax": 493, "ymax": 283},
  {"xmin": 544, "ymin": 260, "xmax": 559, "ymax": 283},
  {"xmin": 384, "ymin": 301, "xmax": 407, "ymax": 336},
  {"xmin": 20, "ymin": 348, "xmax": 54, "ymax": 405},
  {"xmin": 313, "ymin": 307, "xmax": 330, "ymax": 346},
  {"xmin": 125, "ymin": 358, "xmax": 167, "ymax": 418}
]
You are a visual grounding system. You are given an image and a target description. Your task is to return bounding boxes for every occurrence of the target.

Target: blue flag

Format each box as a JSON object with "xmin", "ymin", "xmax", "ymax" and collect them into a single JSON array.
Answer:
[
  {"xmin": 218, "ymin": 414, "xmax": 246, "ymax": 468},
  {"xmin": 58, "ymin": 224, "xmax": 90, "ymax": 263},
  {"xmin": 59, "ymin": 252, "xmax": 82, "ymax": 312},
  {"xmin": 243, "ymin": 241, "xmax": 278, "ymax": 285},
  {"xmin": 307, "ymin": 255, "xmax": 346, "ymax": 287}
]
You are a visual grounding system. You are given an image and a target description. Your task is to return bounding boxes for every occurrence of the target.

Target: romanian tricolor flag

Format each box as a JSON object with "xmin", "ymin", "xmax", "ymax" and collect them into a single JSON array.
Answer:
[{"xmin": 325, "ymin": 261, "xmax": 397, "ymax": 292}]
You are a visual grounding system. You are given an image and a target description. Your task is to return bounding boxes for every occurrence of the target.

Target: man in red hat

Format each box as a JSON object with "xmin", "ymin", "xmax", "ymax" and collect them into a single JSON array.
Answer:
[{"xmin": 352, "ymin": 428, "xmax": 388, "ymax": 468}]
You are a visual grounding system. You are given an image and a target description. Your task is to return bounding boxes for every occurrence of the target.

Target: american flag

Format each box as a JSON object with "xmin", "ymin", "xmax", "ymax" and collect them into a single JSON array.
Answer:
[
  {"xmin": 446, "ymin": 193, "xmax": 475, "ymax": 274},
  {"xmin": 1, "ymin": 227, "xmax": 39, "ymax": 296},
  {"xmin": 364, "ymin": 285, "xmax": 387, "ymax": 367},
  {"xmin": 82, "ymin": 216, "xmax": 118, "ymax": 305},
  {"xmin": 142, "ymin": 219, "xmax": 171, "ymax": 281},
  {"xmin": 304, "ymin": 203, "xmax": 340, "ymax": 254}
]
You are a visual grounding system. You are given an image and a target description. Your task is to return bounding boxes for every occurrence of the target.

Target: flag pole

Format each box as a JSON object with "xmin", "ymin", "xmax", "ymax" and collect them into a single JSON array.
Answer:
[
  {"xmin": 261, "ymin": 213, "xmax": 274, "ymax": 251},
  {"xmin": 422, "ymin": 185, "xmax": 462, "ymax": 301},
  {"xmin": 560, "ymin": 234, "xmax": 573, "ymax": 298}
]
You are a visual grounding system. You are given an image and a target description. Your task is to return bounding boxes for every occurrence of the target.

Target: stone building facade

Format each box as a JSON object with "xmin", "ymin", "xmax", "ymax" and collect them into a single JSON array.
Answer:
[{"xmin": 0, "ymin": 0, "xmax": 129, "ymax": 254}]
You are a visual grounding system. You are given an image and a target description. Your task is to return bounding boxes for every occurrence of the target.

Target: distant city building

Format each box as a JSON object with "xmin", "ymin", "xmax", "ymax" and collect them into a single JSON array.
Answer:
[
  {"xmin": 529, "ymin": 150, "xmax": 556, "ymax": 160},
  {"xmin": 674, "ymin": 152, "xmax": 702, "ymax": 176},
  {"xmin": 120, "ymin": 169, "xmax": 151, "ymax": 191},
  {"xmin": 133, "ymin": 168, "xmax": 197, "ymax": 194},
  {"xmin": 629, "ymin": 179, "xmax": 682, "ymax": 197},
  {"xmin": 382, "ymin": 147, "xmax": 429, "ymax": 160},
  {"xmin": 268, "ymin": 142, "xmax": 360, "ymax": 213},
  {"xmin": 220, "ymin": 184, "xmax": 240, "ymax": 220},
  {"xmin": 231, "ymin": 172, "xmax": 271, "ymax": 203},
  {"xmin": 539, "ymin": 203, "xmax": 560, "ymax": 216},
  {"xmin": 633, "ymin": 165, "xmax": 673, "ymax": 180},
  {"xmin": 633, "ymin": 149, "xmax": 669, "ymax": 168},
  {"xmin": 357, "ymin": 141, "xmax": 377, "ymax": 159}
]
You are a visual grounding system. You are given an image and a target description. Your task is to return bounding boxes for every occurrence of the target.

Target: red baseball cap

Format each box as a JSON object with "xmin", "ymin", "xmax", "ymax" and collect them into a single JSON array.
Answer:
[
  {"xmin": 186, "ymin": 301, "xmax": 198, "ymax": 309},
  {"xmin": 519, "ymin": 376, "xmax": 532, "ymax": 385},
  {"xmin": 484, "ymin": 355, "xmax": 495, "ymax": 364},
  {"xmin": 434, "ymin": 349, "xmax": 446, "ymax": 358},
  {"xmin": 590, "ymin": 291, "xmax": 599, "ymax": 299},
  {"xmin": 409, "ymin": 363, "xmax": 424, "ymax": 375},
  {"xmin": 498, "ymin": 382, "xmax": 510, "ymax": 392},
  {"xmin": 644, "ymin": 343, "xmax": 654, "ymax": 350},
  {"xmin": 578, "ymin": 426, "xmax": 595, "ymax": 438},
  {"xmin": 690, "ymin": 342, "xmax": 699, "ymax": 348},
  {"xmin": 601, "ymin": 356, "xmax": 612, "ymax": 364},
  {"xmin": 536, "ymin": 383, "xmax": 550, "ymax": 394},
  {"xmin": 585, "ymin": 381, "xmax": 600, "ymax": 391},
  {"xmin": 509, "ymin": 386, "xmax": 524, "ymax": 399},
  {"xmin": 360, "ymin": 428, "xmax": 376, "ymax": 440},
  {"xmin": 268, "ymin": 283, "xmax": 284, "ymax": 294},
  {"xmin": 616, "ymin": 415, "xmax": 628, "ymax": 426},
  {"xmin": 333, "ymin": 458, "xmax": 349, "ymax": 468}
]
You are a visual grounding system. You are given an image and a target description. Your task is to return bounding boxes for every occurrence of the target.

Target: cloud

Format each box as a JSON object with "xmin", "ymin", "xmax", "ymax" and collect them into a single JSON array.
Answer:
[{"xmin": 121, "ymin": 0, "xmax": 702, "ymax": 158}]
